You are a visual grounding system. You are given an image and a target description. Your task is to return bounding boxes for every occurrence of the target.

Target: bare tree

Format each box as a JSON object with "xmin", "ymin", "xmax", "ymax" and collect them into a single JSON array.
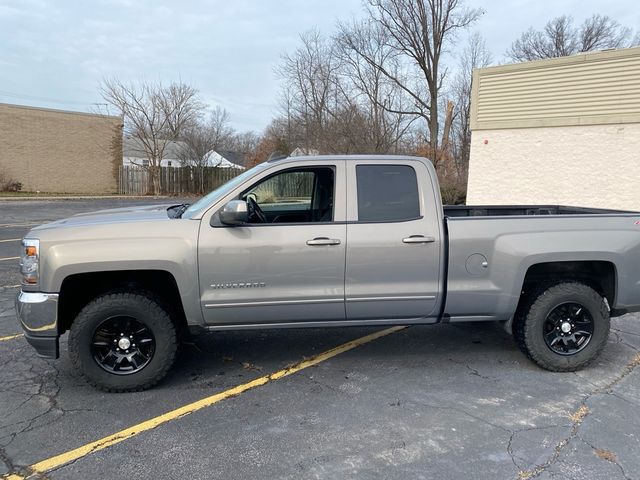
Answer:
[
  {"xmin": 246, "ymin": 121, "xmax": 293, "ymax": 167},
  {"xmin": 227, "ymin": 131, "xmax": 260, "ymax": 158},
  {"xmin": 279, "ymin": 11, "xmax": 479, "ymax": 158},
  {"xmin": 337, "ymin": 0, "xmax": 482, "ymax": 167},
  {"xmin": 277, "ymin": 30, "xmax": 346, "ymax": 152},
  {"xmin": 100, "ymin": 79, "xmax": 204, "ymax": 195},
  {"xmin": 178, "ymin": 106, "xmax": 234, "ymax": 193},
  {"xmin": 507, "ymin": 14, "xmax": 637, "ymax": 62},
  {"xmin": 335, "ymin": 20, "xmax": 414, "ymax": 152}
]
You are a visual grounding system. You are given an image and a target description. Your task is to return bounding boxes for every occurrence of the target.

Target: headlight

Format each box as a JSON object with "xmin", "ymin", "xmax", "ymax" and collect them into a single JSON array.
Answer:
[{"xmin": 20, "ymin": 239, "xmax": 40, "ymax": 285}]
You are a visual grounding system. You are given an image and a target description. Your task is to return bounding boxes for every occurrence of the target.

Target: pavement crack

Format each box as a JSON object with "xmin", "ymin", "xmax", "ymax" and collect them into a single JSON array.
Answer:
[
  {"xmin": 0, "ymin": 445, "xmax": 17, "ymax": 475},
  {"xmin": 0, "ymin": 362, "xmax": 65, "ymax": 454},
  {"xmin": 447, "ymin": 358, "xmax": 494, "ymax": 380},
  {"xmin": 578, "ymin": 436, "xmax": 631, "ymax": 480},
  {"xmin": 408, "ymin": 400, "xmax": 512, "ymax": 435},
  {"xmin": 506, "ymin": 423, "xmax": 572, "ymax": 474},
  {"xmin": 610, "ymin": 330, "xmax": 640, "ymax": 354},
  {"xmin": 515, "ymin": 352, "xmax": 640, "ymax": 479},
  {"xmin": 407, "ymin": 399, "xmax": 531, "ymax": 474},
  {"xmin": 611, "ymin": 327, "xmax": 640, "ymax": 338},
  {"xmin": 570, "ymin": 371, "xmax": 601, "ymax": 390},
  {"xmin": 298, "ymin": 373, "xmax": 347, "ymax": 396}
]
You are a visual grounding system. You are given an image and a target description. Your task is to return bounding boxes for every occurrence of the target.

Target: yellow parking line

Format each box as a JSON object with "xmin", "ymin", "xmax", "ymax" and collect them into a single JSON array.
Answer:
[
  {"xmin": 0, "ymin": 285, "xmax": 21, "ymax": 289},
  {"xmin": 0, "ymin": 333, "xmax": 24, "ymax": 342},
  {"xmin": 3, "ymin": 325, "xmax": 406, "ymax": 479},
  {"xmin": 0, "ymin": 238, "xmax": 21, "ymax": 243},
  {"xmin": 0, "ymin": 257, "xmax": 19, "ymax": 262}
]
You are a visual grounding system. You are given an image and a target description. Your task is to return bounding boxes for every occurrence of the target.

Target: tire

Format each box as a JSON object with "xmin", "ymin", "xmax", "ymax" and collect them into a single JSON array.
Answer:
[
  {"xmin": 513, "ymin": 281, "xmax": 610, "ymax": 372},
  {"xmin": 68, "ymin": 292, "xmax": 178, "ymax": 392}
]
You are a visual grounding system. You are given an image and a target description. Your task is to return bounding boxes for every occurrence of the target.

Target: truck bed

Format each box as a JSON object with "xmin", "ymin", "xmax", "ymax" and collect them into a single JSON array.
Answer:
[{"xmin": 443, "ymin": 205, "xmax": 635, "ymax": 217}]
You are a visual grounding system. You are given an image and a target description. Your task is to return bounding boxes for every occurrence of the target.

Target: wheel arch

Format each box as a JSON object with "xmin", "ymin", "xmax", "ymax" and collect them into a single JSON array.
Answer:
[
  {"xmin": 57, "ymin": 270, "xmax": 188, "ymax": 336},
  {"xmin": 502, "ymin": 260, "xmax": 617, "ymax": 334},
  {"xmin": 520, "ymin": 260, "xmax": 617, "ymax": 308}
]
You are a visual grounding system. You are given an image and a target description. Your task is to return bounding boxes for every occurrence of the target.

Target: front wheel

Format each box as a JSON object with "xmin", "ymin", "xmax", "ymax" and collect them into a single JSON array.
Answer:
[
  {"xmin": 68, "ymin": 292, "xmax": 178, "ymax": 392},
  {"xmin": 514, "ymin": 282, "xmax": 610, "ymax": 372}
]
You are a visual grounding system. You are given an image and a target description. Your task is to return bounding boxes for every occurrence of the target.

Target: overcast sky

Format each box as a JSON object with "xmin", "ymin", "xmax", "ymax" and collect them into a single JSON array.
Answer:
[{"xmin": 0, "ymin": 0, "xmax": 638, "ymax": 132}]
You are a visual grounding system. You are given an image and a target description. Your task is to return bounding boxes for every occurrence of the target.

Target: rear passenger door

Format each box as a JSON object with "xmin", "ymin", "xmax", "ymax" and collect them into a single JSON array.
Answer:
[{"xmin": 345, "ymin": 160, "xmax": 444, "ymax": 321}]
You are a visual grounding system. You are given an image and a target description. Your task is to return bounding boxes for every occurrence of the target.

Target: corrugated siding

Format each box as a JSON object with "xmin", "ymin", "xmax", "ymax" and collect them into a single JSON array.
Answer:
[{"xmin": 471, "ymin": 47, "xmax": 640, "ymax": 130}]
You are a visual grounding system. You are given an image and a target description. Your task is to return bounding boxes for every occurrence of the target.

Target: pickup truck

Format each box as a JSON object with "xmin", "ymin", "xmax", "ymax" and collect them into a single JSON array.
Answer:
[{"xmin": 16, "ymin": 155, "xmax": 640, "ymax": 391}]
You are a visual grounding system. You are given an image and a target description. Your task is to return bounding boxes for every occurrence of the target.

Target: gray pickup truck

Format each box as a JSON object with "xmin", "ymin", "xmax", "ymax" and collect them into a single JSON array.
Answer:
[{"xmin": 16, "ymin": 155, "xmax": 640, "ymax": 391}]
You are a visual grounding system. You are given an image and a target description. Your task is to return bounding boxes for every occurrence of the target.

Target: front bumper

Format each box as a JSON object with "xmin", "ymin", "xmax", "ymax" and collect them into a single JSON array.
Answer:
[{"xmin": 15, "ymin": 291, "xmax": 60, "ymax": 359}]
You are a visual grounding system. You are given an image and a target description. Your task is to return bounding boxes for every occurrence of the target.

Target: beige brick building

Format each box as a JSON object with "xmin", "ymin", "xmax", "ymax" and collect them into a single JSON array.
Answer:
[
  {"xmin": 0, "ymin": 103, "xmax": 122, "ymax": 194},
  {"xmin": 467, "ymin": 47, "xmax": 640, "ymax": 210}
]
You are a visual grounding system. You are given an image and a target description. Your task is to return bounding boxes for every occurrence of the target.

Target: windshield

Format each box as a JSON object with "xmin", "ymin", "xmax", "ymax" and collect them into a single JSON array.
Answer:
[{"xmin": 181, "ymin": 163, "xmax": 271, "ymax": 219}]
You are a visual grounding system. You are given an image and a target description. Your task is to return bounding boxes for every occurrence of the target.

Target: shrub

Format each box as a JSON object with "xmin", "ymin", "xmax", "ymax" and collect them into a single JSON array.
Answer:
[
  {"xmin": 440, "ymin": 180, "xmax": 466, "ymax": 205},
  {"xmin": 0, "ymin": 171, "xmax": 23, "ymax": 192}
]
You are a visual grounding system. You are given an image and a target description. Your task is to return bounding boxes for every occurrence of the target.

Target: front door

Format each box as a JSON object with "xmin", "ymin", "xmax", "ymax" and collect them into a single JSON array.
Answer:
[
  {"xmin": 198, "ymin": 162, "xmax": 346, "ymax": 326},
  {"xmin": 345, "ymin": 161, "xmax": 443, "ymax": 321}
]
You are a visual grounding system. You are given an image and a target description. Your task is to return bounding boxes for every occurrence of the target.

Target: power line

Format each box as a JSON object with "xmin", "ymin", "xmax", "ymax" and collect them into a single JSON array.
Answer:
[{"xmin": 0, "ymin": 89, "xmax": 99, "ymax": 107}]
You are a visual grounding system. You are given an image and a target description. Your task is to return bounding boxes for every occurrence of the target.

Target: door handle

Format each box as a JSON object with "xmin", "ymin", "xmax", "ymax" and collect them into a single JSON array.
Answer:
[
  {"xmin": 307, "ymin": 237, "xmax": 341, "ymax": 246},
  {"xmin": 402, "ymin": 235, "xmax": 436, "ymax": 244}
]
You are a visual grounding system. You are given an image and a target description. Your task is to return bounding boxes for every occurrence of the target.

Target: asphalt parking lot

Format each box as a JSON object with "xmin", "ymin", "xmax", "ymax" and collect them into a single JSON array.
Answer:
[{"xmin": 1, "ymin": 198, "xmax": 639, "ymax": 480}]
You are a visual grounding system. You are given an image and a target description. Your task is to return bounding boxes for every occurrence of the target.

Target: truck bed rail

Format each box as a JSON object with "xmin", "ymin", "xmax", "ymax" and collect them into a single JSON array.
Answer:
[{"xmin": 444, "ymin": 205, "xmax": 636, "ymax": 217}]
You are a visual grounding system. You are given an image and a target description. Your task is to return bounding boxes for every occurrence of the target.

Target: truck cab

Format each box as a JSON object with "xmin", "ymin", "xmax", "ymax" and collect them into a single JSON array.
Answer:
[{"xmin": 188, "ymin": 156, "xmax": 445, "ymax": 328}]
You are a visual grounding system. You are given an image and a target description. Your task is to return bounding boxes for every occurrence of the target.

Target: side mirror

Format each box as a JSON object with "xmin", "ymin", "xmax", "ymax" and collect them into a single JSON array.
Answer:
[{"xmin": 219, "ymin": 200, "xmax": 248, "ymax": 226}]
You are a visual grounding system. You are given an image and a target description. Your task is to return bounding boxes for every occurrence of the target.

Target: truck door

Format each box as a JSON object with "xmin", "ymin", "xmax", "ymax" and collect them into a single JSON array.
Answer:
[
  {"xmin": 198, "ymin": 161, "xmax": 347, "ymax": 326},
  {"xmin": 345, "ymin": 160, "xmax": 443, "ymax": 320}
]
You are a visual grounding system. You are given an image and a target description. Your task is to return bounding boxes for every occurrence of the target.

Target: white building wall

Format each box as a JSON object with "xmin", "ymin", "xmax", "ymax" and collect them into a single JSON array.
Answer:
[{"xmin": 466, "ymin": 123, "xmax": 640, "ymax": 210}]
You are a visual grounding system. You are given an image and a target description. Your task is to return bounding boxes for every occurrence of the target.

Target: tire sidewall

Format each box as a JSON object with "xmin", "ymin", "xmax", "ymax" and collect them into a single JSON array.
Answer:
[{"xmin": 69, "ymin": 293, "xmax": 176, "ymax": 391}]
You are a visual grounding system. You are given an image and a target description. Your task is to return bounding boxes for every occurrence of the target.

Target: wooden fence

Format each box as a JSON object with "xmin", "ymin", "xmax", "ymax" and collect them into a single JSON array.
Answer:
[{"xmin": 118, "ymin": 166, "xmax": 242, "ymax": 195}]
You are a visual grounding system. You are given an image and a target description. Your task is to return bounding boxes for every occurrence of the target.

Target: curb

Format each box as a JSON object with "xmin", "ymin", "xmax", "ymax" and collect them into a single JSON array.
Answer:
[{"xmin": 0, "ymin": 196, "xmax": 178, "ymax": 201}]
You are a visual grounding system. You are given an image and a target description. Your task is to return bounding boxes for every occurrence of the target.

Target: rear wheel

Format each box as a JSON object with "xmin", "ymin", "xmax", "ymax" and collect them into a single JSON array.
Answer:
[
  {"xmin": 69, "ymin": 292, "xmax": 177, "ymax": 392},
  {"xmin": 514, "ymin": 282, "xmax": 610, "ymax": 371}
]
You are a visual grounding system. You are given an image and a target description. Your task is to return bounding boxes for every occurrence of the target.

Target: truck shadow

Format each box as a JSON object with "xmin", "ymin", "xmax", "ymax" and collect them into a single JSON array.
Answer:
[{"xmin": 166, "ymin": 321, "xmax": 521, "ymax": 390}]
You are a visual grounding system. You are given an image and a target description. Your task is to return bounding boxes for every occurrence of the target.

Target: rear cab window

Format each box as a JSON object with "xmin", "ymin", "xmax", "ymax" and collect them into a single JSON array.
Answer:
[{"xmin": 356, "ymin": 165, "xmax": 421, "ymax": 222}]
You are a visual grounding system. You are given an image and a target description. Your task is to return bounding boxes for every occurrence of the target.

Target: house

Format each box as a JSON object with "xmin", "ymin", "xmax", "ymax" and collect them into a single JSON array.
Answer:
[
  {"xmin": 202, "ymin": 150, "xmax": 245, "ymax": 169},
  {"xmin": 123, "ymin": 137, "xmax": 245, "ymax": 169},
  {"xmin": 123, "ymin": 137, "xmax": 185, "ymax": 168},
  {"xmin": 217, "ymin": 150, "xmax": 249, "ymax": 168},
  {"xmin": 290, "ymin": 147, "xmax": 320, "ymax": 157},
  {"xmin": 466, "ymin": 47, "xmax": 640, "ymax": 210}
]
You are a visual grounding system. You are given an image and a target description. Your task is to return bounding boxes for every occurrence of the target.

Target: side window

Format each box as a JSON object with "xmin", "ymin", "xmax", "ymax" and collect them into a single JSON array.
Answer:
[
  {"xmin": 356, "ymin": 165, "xmax": 420, "ymax": 222},
  {"xmin": 244, "ymin": 167, "xmax": 334, "ymax": 223},
  {"xmin": 250, "ymin": 171, "xmax": 314, "ymax": 210}
]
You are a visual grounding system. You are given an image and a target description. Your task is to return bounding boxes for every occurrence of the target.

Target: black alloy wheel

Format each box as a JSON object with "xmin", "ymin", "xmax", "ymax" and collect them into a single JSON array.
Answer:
[
  {"xmin": 91, "ymin": 315, "xmax": 156, "ymax": 375},
  {"xmin": 542, "ymin": 302, "xmax": 594, "ymax": 356}
]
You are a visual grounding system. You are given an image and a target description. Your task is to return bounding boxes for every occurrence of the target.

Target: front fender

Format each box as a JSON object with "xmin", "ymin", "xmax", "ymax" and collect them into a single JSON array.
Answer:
[{"xmin": 35, "ymin": 220, "xmax": 203, "ymax": 326}]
